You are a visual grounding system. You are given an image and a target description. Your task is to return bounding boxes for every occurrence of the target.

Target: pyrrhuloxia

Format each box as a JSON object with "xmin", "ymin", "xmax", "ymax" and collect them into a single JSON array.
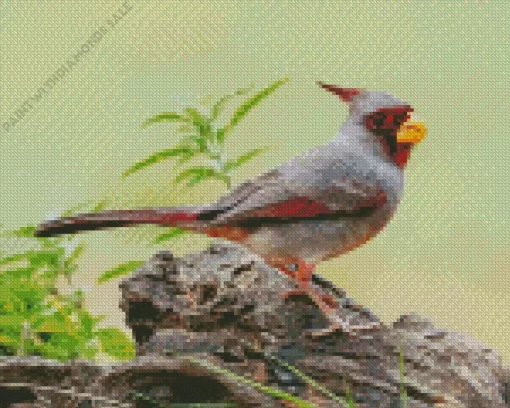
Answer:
[{"xmin": 35, "ymin": 83, "xmax": 427, "ymax": 335}]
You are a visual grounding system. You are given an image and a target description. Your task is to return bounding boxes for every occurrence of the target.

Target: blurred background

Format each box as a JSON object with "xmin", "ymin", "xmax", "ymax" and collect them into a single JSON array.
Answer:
[{"xmin": 1, "ymin": 1, "xmax": 509, "ymax": 363}]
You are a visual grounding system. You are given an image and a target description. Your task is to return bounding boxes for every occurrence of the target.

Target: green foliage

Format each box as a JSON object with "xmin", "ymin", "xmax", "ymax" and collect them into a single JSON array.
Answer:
[
  {"xmin": 210, "ymin": 85, "xmax": 253, "ymax": 121},
  {"xmin": 121, "ymin": 79, "xmax": 288, "ymax": 248},
  {"xmin": 125, "ymin": 78, "xmax": 289, "ymax": 191},
  {"xmin": 174, "ymin": 166, "xmax": 231, "ymax": 188},
  {"xmin": 0, "ymin": 202, "xmax": 134, "ymax": 361}
]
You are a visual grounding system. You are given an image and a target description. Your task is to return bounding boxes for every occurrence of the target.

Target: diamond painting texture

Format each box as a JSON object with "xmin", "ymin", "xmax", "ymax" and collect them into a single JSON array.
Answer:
[{"xmin": 0, "ymin": 1, "xmax": 509, "ymax": 407}]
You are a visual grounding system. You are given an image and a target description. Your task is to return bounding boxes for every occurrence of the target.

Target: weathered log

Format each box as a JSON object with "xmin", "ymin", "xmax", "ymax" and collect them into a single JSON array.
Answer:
[
  {"xmin": 0, "ymin": 243, "xmax": 507, "ymax": 407},
  {"xmin": 120, "ymin": 243, "xmax": 508, "ymax": 408}
]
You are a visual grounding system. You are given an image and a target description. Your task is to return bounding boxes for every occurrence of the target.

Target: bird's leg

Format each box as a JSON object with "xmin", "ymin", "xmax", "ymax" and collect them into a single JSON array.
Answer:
[
  {"xmin": 281, "ymin": 261, "xmax": 380, "ymax": 337},
  {"xmin": 281, "ymin": 262, "xmax": 337, "ymax": 308}
]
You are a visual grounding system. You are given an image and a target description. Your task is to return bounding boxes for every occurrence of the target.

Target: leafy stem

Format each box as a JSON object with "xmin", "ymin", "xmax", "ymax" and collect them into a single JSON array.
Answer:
[{"xmin": 124, "ymin": 78, "xmax": 288, "ymax": 189}]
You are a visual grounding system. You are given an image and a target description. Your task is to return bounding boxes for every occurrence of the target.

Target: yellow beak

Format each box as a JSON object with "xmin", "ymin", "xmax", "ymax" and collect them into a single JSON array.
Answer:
[{"xmin": 396, "ymin": 120, "xmax": 427, "ymax": 144}]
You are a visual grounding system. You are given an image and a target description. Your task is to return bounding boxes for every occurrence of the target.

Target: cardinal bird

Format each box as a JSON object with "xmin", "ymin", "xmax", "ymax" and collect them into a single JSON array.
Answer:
[{"xmin": 35, "ymin": 83, "xmax": 427, "ymax": 335}]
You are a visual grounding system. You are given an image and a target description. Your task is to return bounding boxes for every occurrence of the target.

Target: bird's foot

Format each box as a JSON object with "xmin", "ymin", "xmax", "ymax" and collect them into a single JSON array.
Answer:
[
  {"xmin": 282, "ymin": 289, "xmax": 338, "ymax": 309},
  {"xmin": 282, "ymin": 286, "xmax": 380, "ymax": 338},
  {"xmin": 279, "ymin": 261, "xmax": 380, "ymax": 337}
]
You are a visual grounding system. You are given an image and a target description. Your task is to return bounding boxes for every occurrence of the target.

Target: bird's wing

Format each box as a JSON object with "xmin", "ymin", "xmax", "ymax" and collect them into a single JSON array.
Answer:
[{"xmin": 199, "ymin": 161, "xmax": 387, "ymax": 225}]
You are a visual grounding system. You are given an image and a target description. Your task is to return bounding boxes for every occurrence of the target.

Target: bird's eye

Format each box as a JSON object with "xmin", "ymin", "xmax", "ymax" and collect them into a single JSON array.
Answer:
[
  {"xmin": 366, "ymin": 112, "xmax": 386, "ymax": 130},
  {"xmin": 374, "ymin": 113, "xmax": 387, "ymax": 127}
]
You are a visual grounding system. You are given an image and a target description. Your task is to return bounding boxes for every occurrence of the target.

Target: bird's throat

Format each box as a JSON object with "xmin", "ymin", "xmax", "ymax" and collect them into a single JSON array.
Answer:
[
  {"xmin": 379, "ymin": 133, "xmax": 412, "ymax": 168},
  {"xmin": 391, "ymin": 143, "xmax": 412, "ymax": 168}
]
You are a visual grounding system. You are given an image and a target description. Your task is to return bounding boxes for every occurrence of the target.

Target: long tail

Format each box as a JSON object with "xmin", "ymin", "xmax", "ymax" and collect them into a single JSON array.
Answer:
[{"xmin": 34, "ymin": 207, "xmax": 202, "ymax": 237}]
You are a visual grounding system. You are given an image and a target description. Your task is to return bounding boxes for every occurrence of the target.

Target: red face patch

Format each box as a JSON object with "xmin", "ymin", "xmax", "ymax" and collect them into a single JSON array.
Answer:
[{"xmin": 364, "ymin": 105, "xmax": 414, "ymax": 168}]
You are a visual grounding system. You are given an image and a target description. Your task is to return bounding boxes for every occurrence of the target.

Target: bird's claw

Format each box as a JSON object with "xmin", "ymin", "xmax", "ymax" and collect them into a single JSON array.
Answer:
[
  {"xmin": 282, "ymin": 287, "xmax": 380, "ymax": 337},
  {"xmin": 282, "ymin": 289, "xmax": 338, "ymax": 309}
]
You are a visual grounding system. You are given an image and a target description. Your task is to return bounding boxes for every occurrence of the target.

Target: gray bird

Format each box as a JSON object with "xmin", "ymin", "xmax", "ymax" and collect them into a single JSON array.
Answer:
[{"xmin": 35, "ymin": 83, "xmax": 427, "ymax": 335}]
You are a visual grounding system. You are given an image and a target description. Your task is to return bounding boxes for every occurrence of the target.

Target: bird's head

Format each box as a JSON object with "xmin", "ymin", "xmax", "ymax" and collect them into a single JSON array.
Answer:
[{"xmin": 318, "ymin": 82, "xmax": 427, "ymax": 168}]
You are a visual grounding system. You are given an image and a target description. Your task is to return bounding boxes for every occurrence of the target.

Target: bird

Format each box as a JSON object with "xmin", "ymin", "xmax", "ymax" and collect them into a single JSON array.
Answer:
[{"xmin": 35, "ymin": 82, "xmax": 427, "ymax": 336}]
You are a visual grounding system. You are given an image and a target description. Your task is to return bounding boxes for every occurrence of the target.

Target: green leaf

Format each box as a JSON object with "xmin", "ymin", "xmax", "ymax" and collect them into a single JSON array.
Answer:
[
  {"xmin": 344, "ymin": 382, "xmax": 357, "ymax": 408},
  {"xmin": 27, "ymin": 249, "xmax": 64, "ymax": 270},
  {"xmin": 218, "ymin": 77, "xmax": 289, "ymax": 142},
  {"xmin": 0, "ymin": 253, "xmax": 30, "ymax": 267},
  {"xmin": 141, "ymin": 112, "xmax": 184, "ymax": 128},
  {"xmin": 97, "ymin": 261, "xmax": 143, "ymax": 283},
  {"xmin": 177, "ymin": 169, "xmax": 230, "ymax": 188},
  {"xmin": 186, "ymin": 174, "xmax": 210, "ymax": 188},
  {"xmin": 153, "ymin": 228, "xmax": 187, "ymax": 244},
  {"xmin": 0, "ymin": 334, "xmax": 20, "ymax": 349},
  {"xmin": 77, "ymin": 311, "xmax": 101, "ymax": 338},
  {"xmin": 210, "ymin": 85, "xmax": 253, "ymax": 121},
  {"xmin": 123, "ymin": 147, "xmax": 194, "ymax": 177},
  {"xmin": 174, "ymin": 166, "xmax": 216, "ymax": 185},
  {"xmin": 183, "ymin": 107, "xmax": 208, "ymax": 128},
  {"xmin": 96, "ymin": 328, "xmax": 135, "ymax": 360},
  {"xmin": 175, "ymin": 149, "xmax": 197, "ymax": 166},
  {"xmin": 36, "ymin": 318, "xmax": 68, "ymax": 334},
  {"xmin": 224, "ymin": 148, "xmax": 267, "ymax": 173}
]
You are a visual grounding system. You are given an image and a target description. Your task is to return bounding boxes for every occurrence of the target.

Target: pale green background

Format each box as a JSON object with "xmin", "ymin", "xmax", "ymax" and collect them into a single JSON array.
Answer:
[{"xmin": 1, "ymin": 1, "xmax": 509, "ymax": 363}]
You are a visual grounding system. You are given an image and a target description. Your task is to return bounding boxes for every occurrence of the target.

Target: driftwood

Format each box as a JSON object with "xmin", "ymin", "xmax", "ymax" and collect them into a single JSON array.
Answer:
[{"xmin": 0, "ymin": 243, "xmax": 508, "ymax": 407}]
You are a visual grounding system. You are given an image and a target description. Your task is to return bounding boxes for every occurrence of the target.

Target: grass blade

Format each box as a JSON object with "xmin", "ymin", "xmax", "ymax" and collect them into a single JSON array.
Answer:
[
  {"xmin": 97, "ymin": 260, "xmax": 143, "ymax": 283},
  {"xmin": 399, "ymin": 346, "xmax": 408, "ymax": 408},
  {"xmin": 184, "ymin": 355, "xmax": 317, "ymax": 408},
  {"xmin": 153, "ymin": 228, "xmax": 187, "ymax": 244},
  {"xmin": 344, "ymin": 382, "xmax": 357, "ymax": 408},
  {"xmin": 141, "ymin": 112, "xmax": 184, "ymax": 129},
  {"xmin": 123, "ymin": 147, "xmax": 194, "ymax": 177},
  {"xmin": 274, "ymin": 358, "xmax": 351, "ymax": 408}
]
